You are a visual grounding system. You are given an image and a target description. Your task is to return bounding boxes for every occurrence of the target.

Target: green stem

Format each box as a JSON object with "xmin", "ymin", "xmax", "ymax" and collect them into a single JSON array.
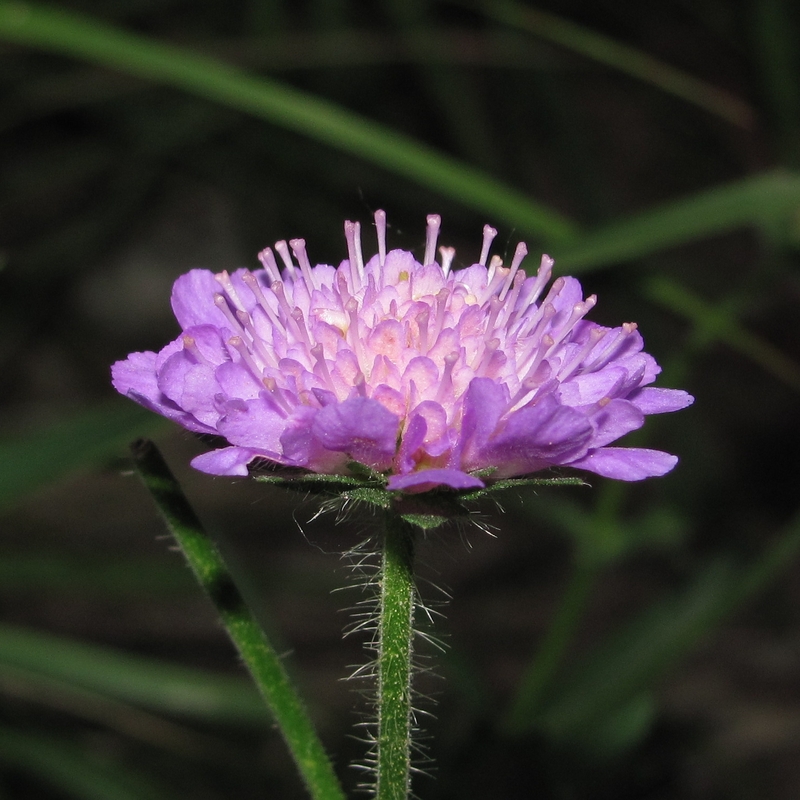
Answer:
[
  {"xmin": 131, "ymin": 440, "xmax": 345, "ymax": 800},
  {"xmin": 504, "ymin": 551, "xmax": 598, "ymax": 734},
  {"xmin": 376, "ymin": 511, "xmax": 417, "ymax": 800}
]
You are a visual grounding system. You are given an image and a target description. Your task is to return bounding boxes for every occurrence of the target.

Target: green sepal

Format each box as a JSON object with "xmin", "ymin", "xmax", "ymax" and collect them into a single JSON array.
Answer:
[{"xmin": 255, "ymin": 466, "xmax": 587, "ymax": 531}]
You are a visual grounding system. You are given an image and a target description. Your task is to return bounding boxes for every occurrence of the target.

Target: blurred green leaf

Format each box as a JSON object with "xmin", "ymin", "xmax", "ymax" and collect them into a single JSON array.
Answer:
[
  {"xmin": 0, "ymin": 0, "xmax": 576, "ymax": 245},
  {"xmin": 479, "ymin": 0, "xmax": 755, "ymax": 128},
  {"xmin": 554, "ymin": 170, "xmax": 800, "ymax": 271},
  {"xmin": 0, "ymin": 727, "xmax": 173, "ymax": 800},
  {"xmin": 0, "ymin": 555, "xmax": 193, "ymax": 596},
  {"xmin": 0, "ymin": 623, "xmax": 269, "ymax": 725},
  {"xmin": 0, "ymin": 402, "xmax": 166, "ymax": 511},
  {"xmin": 526, "ymin": 506, "xmax": 800, "ymax": 751},
  {"xmin": 643, "ymin": 274, "xmax": 800, "ymax": 392},
  {"xmin": 753, "ymin": 0, "xmax": 800, "ymax": 164}
]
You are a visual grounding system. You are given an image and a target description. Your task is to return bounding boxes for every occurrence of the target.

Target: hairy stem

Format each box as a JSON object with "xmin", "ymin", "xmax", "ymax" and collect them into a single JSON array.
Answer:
[
  {"xmin": 375, "ymin": 510, "xmax": 417, "ymax": 800},
  {"xmin": 132, "ymin": 440, "xmax": 345, "ymax": 800}
]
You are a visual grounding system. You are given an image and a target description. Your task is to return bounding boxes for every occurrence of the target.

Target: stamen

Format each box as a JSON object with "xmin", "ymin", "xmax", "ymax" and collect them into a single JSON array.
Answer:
[
  {"xmin": 374, "ymin": 209, "xmax": 387, "ymax": 267},
  {"xmin": 241, "ymin": 272, "xmax": 286, "ymax": 335},
  {"xmin": 506, "ymin": 374, "xmax": 541, "ymax": 412},
  {"xmin": 516, "ymin": 277, "xmax": 564, "ymax": 338},
  {"xmin": 424, "ymin": 214, "xmax": 441, "ymax": 266},
  {"xmin": 436, "ymin": 351, "xmax": 459, "ymax": 403},
  {"xmin": 291, "ymin": 307, "xmax": 314, "ymax": 349},
  {"xmin": 429, "ymin": 287, "xmax": 451, "ymax": 345},
  {"xmin": 487, "ymin": 254, "xmax": 503, "ymax": 285},
  {"xmin": 289, "ymin": 238, "xmax": 316, "ymax": 290},
  {"xmin": 518, "ymin": 332, "xmax": 553, "ymax": 380},
  {"xmin": 214, "ymin": 293, "xmax": 249, "ymax": 340},
  {"xmin": 483, "ymin": 295, "xmax": 503, "ymax": 337},
  {"xmin": 439, "ymin": 246, "xmax": 455, "ymax": 276},
  {"xmin": 479, "ymin": 225, "xmax": 497, "ymax": 266},
  {"xmin": 547, "ymin": 295, "xmax": 597, "ymax": 352},
  {"xmin": 262, "ymin": 376, "xmax": 291, "ymax": 416},
  {"xmin": 214, "ymin": 271, "xmax": 247, "ymax": 312},
  {"xmin": 497, "ymin": 271, "xmax": 527, "ymax": 329},
  {"xmin": 311, "ymin": 343, "xmax": 336, "ymax": 392},
  {"xmin": 335, "ymin": 268, "xmax": 352, "ymax": 303},
  {"xmin": 229, "ymin": 335, "xmax": 262, "ymax": 381},
  {"xmin": 416, "ymin": 308, "xmax": 430, "ymax": 353},
  {"xmin": 257, "ymin": 247, "xmax": 282, "ymax": 283},
  {"xmin": 345, "ymin": 296, "xmax": 365, "ymax": 367},
  {"xmin": 353, "ymin": 370, "xmax": 368, "ymax": 397},
  {"xmin": 583, "ymin": 322, "xmax": 638, "ymax": 372},
  {"xmin": 344, "ymin": 220, "xmax": 364, "ymax": 288},
  {"xmin": 475, "ymin": 337, "xmax": 500, "ymax": 374},
  {"xmin": 498, "ymin": 242, "xmax": 528, "ymax": 302},
  {"xmin": 557, "ymin": 326, "xmax": 607, "ymax": 381},
  {"xmin": 182, "ymin": 335, "xmax": 207, "ymax": 365},
  {"xmin": 273, "ymin": 240, "xmax": 296, "ymax": 279}
]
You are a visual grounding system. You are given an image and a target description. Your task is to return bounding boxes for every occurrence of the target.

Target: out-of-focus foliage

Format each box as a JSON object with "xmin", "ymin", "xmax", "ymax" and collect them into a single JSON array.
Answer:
[{"xmin": 1, "ymin": 1, "xmax": 800, "ymax": 798}]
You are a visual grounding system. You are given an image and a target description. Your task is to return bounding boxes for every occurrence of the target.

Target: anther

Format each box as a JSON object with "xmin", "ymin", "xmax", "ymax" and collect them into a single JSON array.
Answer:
[
  {"xmin": 262, "ymin": 377, "xmax": 291, "ymax": 416},
  {"xmin": 257, "ymin": 247, "xmax": 282, "ymax": 283},
  {"xmin": 289, "ymin": 238, "xmax": 316, "ymax": 290},
  {"xmin": 344, "ymin": 220, "xmax": 364, "ymax": 287},
  {"xmin": 439, "ymin": 246, "xmax": 455, "ymax": 276},
  {"xmin": 424, "ymin": 214, "xmax": 441, "ymax": 266},
  {"xmin": 229, "ymin": 336, "xmax": 261, "ymax": 380},
  {"xmin": 311, "ymin": 343, "xmax": 336, "ymax": 391},
  {"xmin": 241, "ymin": 272, "xmax": 285, "ymax": 334},
  {"xmin": 487, "ymin": 254, "xmax": 503, "ymax": 285},
  {"xmin": 479, "ymin": 225, "xmax": 497, "ymax": 266},
  {"xmin": 499, "ymin": 242, "xmax": 528, "ymax": 302},
  {"xmin": 214, "ymin": 271, "xmax": 247, "ymax": 312},
  {"xmin": 182, "ymin": 335, "xmax": 207, "ymax": 365},
  {"xmin": 374, "ymin": 209, "xmax": 387, "ymax": 267},
  {"xmin": 214, "ymin": 293, "xmax": 248, "ymax": 339},
  {"xmin": 273, "ymin": 240, "xmax": 296, "ymax": 278},
  {"xmin": 436, "ymin": 350, "xmax": 460, "ymax": 402}
]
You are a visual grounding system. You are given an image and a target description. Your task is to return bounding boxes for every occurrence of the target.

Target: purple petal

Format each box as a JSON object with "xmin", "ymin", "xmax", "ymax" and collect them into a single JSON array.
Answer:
[
  {"xmin": 396, "ymin": 412, "xmax": 428, "ymax": 474},
  {"xmin": 111, "ymin": 351, "xmax": 215, "ymax": 434},
  {"xmin": 459, "ymin": 378, "xmax": 508, "ymax": 465},
  {"xmin": 590, "ymin": 399, "xmax": 644, "ymax": 448},
  {"xmin": 557, "ymin": 367, "xmax": 627, "ymax": 406},
  {"xmin": 217, "ymin": 397, "xmax": 287, "ymax": 454},
  {"xmin": 484, "ymin": 394, "xmax": 594, "ymax": 474},
  {"xmin": 215, "ymin": 361, "xmax": 264, "ymax": 401},
  {"xmin": 191, "ymin": 446, "xmax": 260, "ymax": 476},
  {"xmin": 311, "ymin": 397, "xmax": 399, "ymax": 470},
  {"xmin": 171, "ymin": 269, "xmax": 230, "ymax": 329},
  {"xmin": 569, "ymin": 447, "xmax": 679, "ymax": 480},
  {"xmin": 388, "ymin": 468, "xmax": 485, "ymax": 493},
  {"xmin": 157, "ymin": 352, "xmax": 221, "ymax": 428},
  {"xmin": 627, "ymin": 387, "xmax": 694, "ymax": 415}
]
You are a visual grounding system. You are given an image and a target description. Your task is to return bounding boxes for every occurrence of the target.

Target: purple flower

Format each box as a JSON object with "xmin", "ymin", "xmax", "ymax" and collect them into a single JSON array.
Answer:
[{"xmin": 112, "ymin": 212, "xmax": 692, "ymax": 493}]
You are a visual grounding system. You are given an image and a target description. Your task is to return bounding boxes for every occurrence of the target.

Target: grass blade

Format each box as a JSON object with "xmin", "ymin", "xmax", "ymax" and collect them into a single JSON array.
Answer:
[{"xmin": 0, "ymin": 0, "xmax": 575, "ymax": 244}]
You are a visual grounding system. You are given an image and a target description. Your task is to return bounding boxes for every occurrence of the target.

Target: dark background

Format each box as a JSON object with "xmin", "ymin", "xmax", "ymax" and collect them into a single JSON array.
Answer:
[{"xmin": 2, "ymin": 1, "xmax": 800, "ymax": 798}]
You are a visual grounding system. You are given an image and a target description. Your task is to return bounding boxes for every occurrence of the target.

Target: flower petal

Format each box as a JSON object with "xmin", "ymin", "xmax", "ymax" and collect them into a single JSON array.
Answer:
[
  {"xmin": 311, "ymin": 397, "xmax": 399, "ymax": 470},
  {"xmin": 388, "ymin": 468, "xmax": 484, "ymax": 493},
  {"xmin": 111, "ymin": 351, "xmax": 215, "ymax": 434},
  {"xmin": 627, "ymin": 387, "xmax": 694, "ymax": 414},
  {"xmin": 590, "ymin": 398, "xmax": 644, "ymax": 448},
  {"xmin": 171, "ymin": 269, "xmax": 231, "ymax": 329},
  {"xmin": 217, "ymin": 397, "xmax": 286, "ymax": 454},
  {"xmin": 568, "ymin": 447, "xmax": 679, "ymax": 480},
  {"xmin": 484, "ymin": 394, "xmax": 594, "ymax": 476},
  {"xmin": 191, "ymin": 446, "xmax": 259, "ymax": 476}
]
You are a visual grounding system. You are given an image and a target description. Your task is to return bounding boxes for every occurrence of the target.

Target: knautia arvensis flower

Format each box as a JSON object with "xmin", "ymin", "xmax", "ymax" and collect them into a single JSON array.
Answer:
[{"xmin": 112, "ymin": 212, "xmax": 693, "ymax": 494}]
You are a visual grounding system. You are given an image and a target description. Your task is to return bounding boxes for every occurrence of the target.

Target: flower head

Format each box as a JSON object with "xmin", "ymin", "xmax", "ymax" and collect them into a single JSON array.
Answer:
[{"xmin": 112, "ymin": 212, "xmax": 692, "ymax": 493}]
